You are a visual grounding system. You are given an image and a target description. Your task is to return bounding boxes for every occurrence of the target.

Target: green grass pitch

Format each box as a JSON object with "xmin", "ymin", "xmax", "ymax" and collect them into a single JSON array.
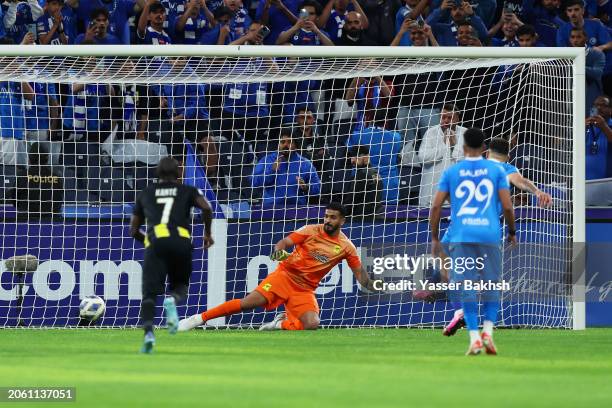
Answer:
[{"xmin": 1, "ymin": 328, "xmax": 611, "ymax": 407}]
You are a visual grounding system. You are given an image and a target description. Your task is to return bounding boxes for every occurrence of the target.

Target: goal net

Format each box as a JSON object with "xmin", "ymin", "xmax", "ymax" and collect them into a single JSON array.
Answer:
[{"xmin": 0, "ymin": 45, "xmax": 584, "ymax": 329}]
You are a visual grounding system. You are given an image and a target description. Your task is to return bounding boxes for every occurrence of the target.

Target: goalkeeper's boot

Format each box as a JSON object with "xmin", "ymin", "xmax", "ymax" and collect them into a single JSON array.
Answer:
[
  {"xmin": 481, "ymin": 333, "xmax": 498, "ymax": 355},
  {"xmin": 259, "ymin": 313, "xmax": 286, "ymax": 331},
  {"xmin": 178, "ymin": 314, "xmax": 204, "ymax": 332},
  {"xmin": 465, "ymin": 338, "xmax": 483, "ymax": 356},
  {"xmin": 164, "ymin": 297, "xmax": 179, "ymax": 335},
  {"xmin": 443, "ymin": 310, "xmax": 465, "ymax": 337},
  {"xmin": 140, "ymin": 331, "xmax": 155, "ymax": 354}
]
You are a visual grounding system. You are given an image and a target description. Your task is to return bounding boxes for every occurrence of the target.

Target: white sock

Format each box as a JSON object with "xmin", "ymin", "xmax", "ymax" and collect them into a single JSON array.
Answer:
[
  {"xmin": 455, "ymin": 308, "xmax": 464, "ymax": 317},
  {"xmin": 483, "ymin": 320, "xmax": 494, "ymax": 336},
  {"xmin": 469, "ymin": 330, "xmax": 481, "ymax": 344}
]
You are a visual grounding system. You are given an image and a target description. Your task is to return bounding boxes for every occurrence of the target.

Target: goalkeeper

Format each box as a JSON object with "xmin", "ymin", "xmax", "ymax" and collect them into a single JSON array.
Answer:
[{"xmin": 179, "ymin": 202, "xmax": 377, "ymax": 331}]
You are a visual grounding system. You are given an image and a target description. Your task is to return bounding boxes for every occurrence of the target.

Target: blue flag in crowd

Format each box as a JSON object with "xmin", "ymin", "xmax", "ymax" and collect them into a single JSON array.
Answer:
[{"xmin": 184, "ymin": 142, "xmax": 225, "ymax": 219}]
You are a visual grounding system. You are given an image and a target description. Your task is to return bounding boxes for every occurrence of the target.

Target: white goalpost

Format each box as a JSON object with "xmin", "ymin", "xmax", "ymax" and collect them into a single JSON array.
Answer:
[{"xmin": 0, "ymin": 45, "xmax": 585, "ymax": 329}]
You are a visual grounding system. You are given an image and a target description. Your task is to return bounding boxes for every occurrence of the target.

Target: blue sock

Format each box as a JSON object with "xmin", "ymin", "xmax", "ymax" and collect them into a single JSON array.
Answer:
[
  {"xmin": 483, "ymin": 301, "xmax": 499, "ymax": 324},
  {"xmin": 461, "ymin": 289, "xmax": 479, "ymax": 331},
  {"xmin": 462, "ymin": 301, "xmax": 479, "ymax": 331},
  {"xmin": 482, "ymin": 290, "xmax": 500, "ymax": 323},
  {"xmin": 448, "ymin": 288, "xmax": 462, "ymax": 311}
]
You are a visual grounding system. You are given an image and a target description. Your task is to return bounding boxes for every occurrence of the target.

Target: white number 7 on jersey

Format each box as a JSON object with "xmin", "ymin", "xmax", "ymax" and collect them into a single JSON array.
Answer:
[{"xmin": 157, "ymin": 197, "xmax": 174, "ymax": 224}]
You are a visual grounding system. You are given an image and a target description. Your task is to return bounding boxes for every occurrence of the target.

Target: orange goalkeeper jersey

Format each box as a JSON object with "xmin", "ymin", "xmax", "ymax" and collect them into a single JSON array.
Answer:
[{"xmin": 280, "ymin": 224, "xmax": 362, "ymax": 291}]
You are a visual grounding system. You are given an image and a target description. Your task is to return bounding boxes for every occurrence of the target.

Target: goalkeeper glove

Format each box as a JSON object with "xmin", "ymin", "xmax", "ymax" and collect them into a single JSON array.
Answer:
[{"xmin": 270, "ymin": 249, "xmax": 290, "ymax": 261}]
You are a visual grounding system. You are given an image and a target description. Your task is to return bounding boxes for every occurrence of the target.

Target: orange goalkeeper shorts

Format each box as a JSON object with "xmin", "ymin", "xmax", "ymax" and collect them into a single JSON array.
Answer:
[{"xmin": 254, "ymin": 266, "xmax": 319, "ymax": 319}]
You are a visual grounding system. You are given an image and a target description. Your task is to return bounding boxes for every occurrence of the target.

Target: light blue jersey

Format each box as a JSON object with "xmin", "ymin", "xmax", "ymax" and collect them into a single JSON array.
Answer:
[
  {"xmin": 490, "ymin": 159, "xmax": 519, "ymax": 178},
  {"xmin": 490, "ymin": 159, "xmax": 519, "ymax": 214},
  {"xmin": 438, "ymin": 157, "xmax": 509, "ymax": 244},
  {"xmin": 442, "ymin": 159, "xmax": 516, "ymax": 243}
]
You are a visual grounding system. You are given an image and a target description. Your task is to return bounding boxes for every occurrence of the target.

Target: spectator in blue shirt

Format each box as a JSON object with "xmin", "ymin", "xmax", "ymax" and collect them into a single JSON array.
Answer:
[
  {"xmin": 153, "ymin": 61, "xmax": 209, "ymax": 123},
  {"xmin": 456, "ymin": 19, "xmax": 484, "ymax": 46},
  {"xmin": 220, "ymin": 23, "xmax": 278, "ymax": 151},
  {"xmin": 570, "ymin": 27, "xmax": 606, "ymax": 116},
  {"xmin": 432, "ymin": 0, "xmax": 497, "ymax": 27},
  {"xmin": 63, "ymin": 80, "xmax": 113, "ymax": 143},
  {"xmin": 318, "ymin": 0, "xmax": 368, "ymax": 43},
  {"xmin": 558, "ymin": 0, "xmax": 612, "ymax": 85},
  {"xmin": 147, "ymin": 57, "xmax": 209, "ymax": 159},
  {"xmin": 174, "ymin": 0, "xmax": 214, "ymax": 44},
  {"xmin": 2, "ymin": 0, "xmax": 43, "ymax": 43},
  {"xmin": 137, "ymin": 0, "xmax": 172, "ymax": 44},
  {"xmin": 0, "ymin": 80, "xmax": 34, "ymax": 166},
  {"xmin": 276, "ymin": 0, "xmax": 333, "ymax": 45},
  {"xmin": 200, "ymin": 6, "xmax": 235, "ymax": 44},
  {"xmin": 515, "ymin": 23, "xmax": 545, "ymax": 47},
  {"xmin": 24, "ymin": 74, "xmax": 59, "ymax": 143},
  {"xmin": 557, "ymin": 0, "xmax": 611, "ymax": 51},
  {"xmin": 224, "ymin": 0, "xmax": 250, "ymax": 38},
  {"xmin": 36, "ymin": 0, "xmax": 68, "ymax": 44},
  {"xmin": 0, "ymin": 5, "xmax": 5, "ymax": 38},
  {"xmin": 257, "ymin": 0, "xmax": 299, "ymax": 45},
  {"xmin": 427, "ymin": 0, "xmax": 488, "ymax": 46},
  {"xmin": 252, "ymin": 129, "xmax": 321, "ymax": 209},
  {"xmin": 73, "ymin": 0, "xmax": 144, "ymax": 44},
  {"xmin": 487, "ymin": 8, "xmax": 523, "ymax": 43},
  {"xmin": 271, "ymin": 72, "xmax": 318, "ymax": 124},
  {"xmin": 490, "ymin": 19, "xmax": 522, "ymax": 47},
  {"xmin": 521, "ymin": 0, "xmax": 564, "ymax": 47},
  {"xmin": 74, "ymin": 8, "xmax": 121, "ymax": 44},
  {"xmin": 347, "ymin": 109, "xmax": 402, "ymax": 203},
  {"xmin": 586, "ymin": 95, "xmax": 612, "ymax": 179},
  {"xmin": 394, "ymin": 0, "xmax": 427, "ymax": 46}
]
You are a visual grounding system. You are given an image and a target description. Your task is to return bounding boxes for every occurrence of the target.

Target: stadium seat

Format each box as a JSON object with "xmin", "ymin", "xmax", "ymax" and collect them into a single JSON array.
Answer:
[
  {"xmin": 63, "ymin": 189, "xmax": 92, "ymax": 203},
  {"xmin": 133, "ymin": 164, "xmax": 157, "ymax": 192},
  {"xmin": 86, "ymin": 166, "xmax": 135, "ymax": 203},
  {"xmin": 398, "ymin": 166, "xmax": 421, "ymax": 205},
  {"xmin": 0, "ymin": 165, "xmax": 18, "ymax": 202},
  {"xmin": 218, "ymin": 138, "xmax": 255, "ymax": 192}
]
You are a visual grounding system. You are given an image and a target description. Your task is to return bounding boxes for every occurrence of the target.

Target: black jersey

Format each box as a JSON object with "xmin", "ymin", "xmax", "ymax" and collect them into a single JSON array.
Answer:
[{"xmin": 133, "ymin": 182, "xmax": 203, "ymax": 234}]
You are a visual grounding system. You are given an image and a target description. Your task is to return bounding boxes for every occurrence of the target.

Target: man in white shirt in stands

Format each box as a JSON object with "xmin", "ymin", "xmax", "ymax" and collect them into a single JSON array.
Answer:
[{"xmin": 417, "ymin": 103, "xmax": 466, "ymax": 207}]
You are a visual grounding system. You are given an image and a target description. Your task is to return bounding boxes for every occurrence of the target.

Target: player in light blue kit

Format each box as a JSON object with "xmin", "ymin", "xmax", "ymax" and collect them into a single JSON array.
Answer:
[
  {"xmin": 438, "ymin": 137, "xmax": 552, "ymax": 336},
  {"xmin": 439, "ymin": 137, "xmax": 552, "ymax": 336},
  {"xmin": 430, "ymin": 128, "xmax": 517, "ymax": 355}
]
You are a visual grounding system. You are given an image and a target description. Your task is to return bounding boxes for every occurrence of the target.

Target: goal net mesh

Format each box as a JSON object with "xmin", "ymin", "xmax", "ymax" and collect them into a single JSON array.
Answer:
[{"xmin": 0, "ymin": 51, "xmax": 576, "ymax": 328}]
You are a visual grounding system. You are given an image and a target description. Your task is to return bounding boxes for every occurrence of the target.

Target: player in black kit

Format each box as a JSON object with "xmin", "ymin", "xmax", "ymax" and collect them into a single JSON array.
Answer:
[{"xmin": 130, "ymin": 157, "xmax": 214, "ymax": 353}]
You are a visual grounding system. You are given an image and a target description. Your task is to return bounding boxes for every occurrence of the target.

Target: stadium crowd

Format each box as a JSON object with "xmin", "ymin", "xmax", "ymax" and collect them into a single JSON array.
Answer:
[{"xmin": 1, "ymin": 0, "xmax": 612, "ymax": 213}]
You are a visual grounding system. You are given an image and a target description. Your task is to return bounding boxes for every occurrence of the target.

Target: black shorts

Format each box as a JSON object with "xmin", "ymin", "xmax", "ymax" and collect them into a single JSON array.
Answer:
[{"xmin": 142, "ymin": 236, "xmax": 193, "ymax": 296}]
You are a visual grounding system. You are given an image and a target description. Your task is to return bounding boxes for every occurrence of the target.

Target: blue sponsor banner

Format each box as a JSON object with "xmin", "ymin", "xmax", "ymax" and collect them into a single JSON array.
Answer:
[{"xmin": 0, "ymin": 220, "xmax": 609, "ymax": 327}]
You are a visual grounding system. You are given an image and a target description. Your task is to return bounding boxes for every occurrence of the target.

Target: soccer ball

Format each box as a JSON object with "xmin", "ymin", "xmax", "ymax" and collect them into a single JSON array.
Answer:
[{"xmin": 79, "ymin": 295, "xmax": 106, "ymax": 323}]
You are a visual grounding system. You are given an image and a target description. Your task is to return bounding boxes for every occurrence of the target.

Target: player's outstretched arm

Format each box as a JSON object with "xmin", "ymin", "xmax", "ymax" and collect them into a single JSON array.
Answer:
[
  {"xmin": 429, "ymin": 190, "xmax": 450, "ymax": 256},
  {"xmin": 350, "ymin": 265, "xmax": 378, "ymax": 292},
  {"xmin": 499, "ymin": 189, "xmax": 517, "ymax": 245},
  {"xmin": 270, "ymin": 236, "xmax": 295, "ymax": 261},
  {"xmin": 508, "ymin": 173, "xmax": 552, "ymax": 208},
  {"xmin": 129, "ymin": 214, "xmax": 146, "ymax": 243},
  {"xmin": 195, "ymin": 196, "xmax": 214, "ymax": 249}
]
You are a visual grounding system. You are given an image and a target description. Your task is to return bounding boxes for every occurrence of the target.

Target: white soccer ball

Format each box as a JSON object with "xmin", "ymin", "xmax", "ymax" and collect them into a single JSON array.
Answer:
[{"xmin": 79, "ymin": 295, "xmax": 106, "ymax": 322}]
